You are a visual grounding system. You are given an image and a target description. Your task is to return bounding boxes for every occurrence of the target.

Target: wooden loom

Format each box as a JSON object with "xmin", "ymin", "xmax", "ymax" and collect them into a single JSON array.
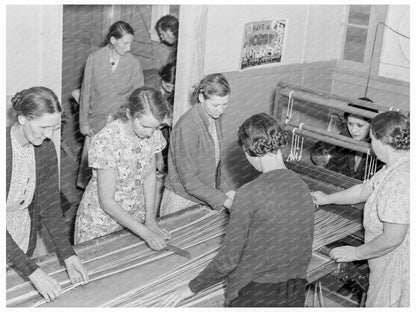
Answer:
[
  {"xmin": 6, "ymin": 82, "xmax": 408, "ymax": 307},
  {"xmin": 273, "ymin": 81, "xmax": 409, "ymax": 306}
]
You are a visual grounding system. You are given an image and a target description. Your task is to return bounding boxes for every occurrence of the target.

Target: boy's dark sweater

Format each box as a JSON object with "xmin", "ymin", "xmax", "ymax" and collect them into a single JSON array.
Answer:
[{"xmin": 189, "ymin": 168, "xmax": 315, "ymax": 305}]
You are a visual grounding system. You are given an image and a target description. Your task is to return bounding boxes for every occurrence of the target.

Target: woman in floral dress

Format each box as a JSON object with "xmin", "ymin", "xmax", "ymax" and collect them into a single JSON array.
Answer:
[
  {"xmin": 75, "ymin": 87, "xmax": 171, "ymax": 250},
  {"xmin": 312, "ymin": 111, "xmax": 410, "ymax": 307}
]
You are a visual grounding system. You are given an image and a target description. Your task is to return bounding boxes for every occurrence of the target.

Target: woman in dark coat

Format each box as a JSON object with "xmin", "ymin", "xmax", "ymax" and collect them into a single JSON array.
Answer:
[{"xmin": 7, "ymin": 86, "xmax": 88, "ymax": 302}]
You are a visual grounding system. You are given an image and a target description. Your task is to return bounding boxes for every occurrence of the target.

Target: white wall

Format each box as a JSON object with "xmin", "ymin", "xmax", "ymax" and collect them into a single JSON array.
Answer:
[
  {"xmin": 6, "ymin": 5, "xmax": 62, "ymax": 97},
  {"xmin": 379, "ymin": 5, "xmax": 410, "ymax": 81},
  {"xmin": 204, "ymin": 5, "xmax": 344, "ymax": 74},
  {"xmin": 6, "ymin": 5, "xmax": 63, "ymax": 153},
  {"xmin": 304, "ymin": 5, "xmax": 345, "ymax": 63},
  {"xmin": 6, "ymin": 5, "xmax": 43, "ymax": 95}
]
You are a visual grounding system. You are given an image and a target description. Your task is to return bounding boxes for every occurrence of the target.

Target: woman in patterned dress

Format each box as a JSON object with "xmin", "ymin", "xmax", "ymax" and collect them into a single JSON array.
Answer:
[
  {"xmin": 74, "ymin": 87, "xmax": 172, "ymax": 250},
  {"xmin": 312, "ymin": 111, "xmax": 410, "ymax": 307},
  {"xmin": 7, "ymin": 87, "xmax": 88, "ymax": 302}
]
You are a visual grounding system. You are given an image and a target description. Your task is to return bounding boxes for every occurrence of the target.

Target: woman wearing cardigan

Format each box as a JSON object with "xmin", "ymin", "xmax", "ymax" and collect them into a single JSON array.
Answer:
[
  {"xmin": 160, "ymin": 73, "xmax": 235, "ymax": 216},
  {"xmin": 7, "ymin": 87, "xmax": 88, "ymax": 302}
]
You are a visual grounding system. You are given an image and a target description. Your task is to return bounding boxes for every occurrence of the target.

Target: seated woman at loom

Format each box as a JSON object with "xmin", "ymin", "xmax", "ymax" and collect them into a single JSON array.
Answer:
[
  {"xmin": 312, "ymin": 111, "xmax": 410, "ymax": 307},
  {"xmin": 159, "ymin": 73, "xmax": 235, "ymax": 216},
  {"xmin": 161, "ymin": 113, "xmax": 315, "ymax": 307},
  {"xmin": 7, "ymin": 87, "xmax": 88, "ymax": 302},
  {"xmin": 74, "ymin": 87, "xmax": 171, "ymax": 250},
  {"xmin": 312, "ymin": 98, "xmax": 383, "ymax": 180}
]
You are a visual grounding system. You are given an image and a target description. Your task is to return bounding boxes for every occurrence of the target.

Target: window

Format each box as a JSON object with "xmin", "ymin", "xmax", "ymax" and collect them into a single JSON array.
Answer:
[
  {"xmin": 343, "ymin": 5, "xmax": 371, "ymax": 63},
  {"xmin": 340, "ymin": 5, "xmax": 388, "ymax": 72}
]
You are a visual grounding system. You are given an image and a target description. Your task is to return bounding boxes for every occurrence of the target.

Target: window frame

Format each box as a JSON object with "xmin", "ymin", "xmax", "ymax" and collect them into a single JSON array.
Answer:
[{"xmin": 339, "ymin": 5, "xmax": 388, "ymax": 75}]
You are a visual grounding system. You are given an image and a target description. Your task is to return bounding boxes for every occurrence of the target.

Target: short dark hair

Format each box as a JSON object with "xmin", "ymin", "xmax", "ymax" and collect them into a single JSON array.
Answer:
[
  {"xmin": 238, "ymin": 113, "xmax": 288, "ymax": 157},
  {"xmin": 191, "ymin": 73, "xmax": 231, "ymax": 104},
  {"xmin": 115, "ymin": 87, "xmax": 171, "ymax": 123},
  {"xmin": 159, "ymin": 62, "xmax": 176, "ymax": 85},
  {"xmin": 155, "ymin": 15, "xmax": 179, "ymax": 39},
  {"xmin": 11, "ymin": 86, "xmax": 61, "ymax": 120},
  {"xmin": 371, "ymin": 111, "xmax": 410, "ymax": 150},
  {"xmin": 344, "ymin": 97, "xmax": 378, "ymax": 122},
  {"xmin": 105, "ymin": 21, "xmax": 135, "ymax": 45}
]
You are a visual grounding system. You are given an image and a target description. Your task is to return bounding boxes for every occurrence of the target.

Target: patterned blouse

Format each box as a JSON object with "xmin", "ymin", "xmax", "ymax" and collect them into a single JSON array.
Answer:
[
  {"xmin": 362, "ymin": 156, "xmax": 409, "ymax": 307},
  {"xmin": 6, "ymin": 127, "xmax": 36, "ymax": 253},
  {"xmin": 74, "ymin": 119, "xmax": 166, "ymax": 243}
]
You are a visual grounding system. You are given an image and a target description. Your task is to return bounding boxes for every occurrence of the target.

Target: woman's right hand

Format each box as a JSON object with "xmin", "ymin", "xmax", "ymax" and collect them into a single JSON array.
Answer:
[
  {"xmin": 143, "ymin": 228, "xmax": 168, "ymax": 251},
  {"xmin": 223, "ymin": 195, "xmax": 234, "ymax": 210},
  {"xmin": 311, "ymin": 191, "xmax": 329, "ymax": 206},
  {"xmin": 28, "ymin": 268, "xmax": 62, "ymax": 303},
  {"xmin": 80, "ymin": 125, "xmax": 94, "ymax": 136}
]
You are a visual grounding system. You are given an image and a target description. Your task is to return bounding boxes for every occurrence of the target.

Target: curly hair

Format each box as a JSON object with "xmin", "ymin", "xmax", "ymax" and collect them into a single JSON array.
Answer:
[
  {"xmin": 238, "ymin": 113, "xmax": 288, "ymax": 157},
  {"xmin": 371, "ymin": 111, "xmax": 410, "ymax": 150},
  {"xmin": 11, "ymin": 86, "xmax": 61, "ymax": 120},
  {"xmin": 114, "ymin": 87, "xmax": 172, "ymax": 123},
  {"xmin": 191, "ymin": 73, "xmax": 230, "ymax": 104}
]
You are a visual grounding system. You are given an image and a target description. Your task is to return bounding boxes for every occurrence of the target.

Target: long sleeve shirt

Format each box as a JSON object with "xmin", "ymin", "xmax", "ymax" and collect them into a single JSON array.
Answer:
[
  {"xmin": 6, "ymin": 127, "xmax": 75, "ymax": 277},
  {"xmin": 79, "ymin": 45, "xmax": 144, "ymax": 134},
  {"xmin": 189, "ymin": 169, "xmax": 315, "ymax": 305},
  {"xmin": 164, "ymin": 104, "xmax": 232, "ymax": 210}
]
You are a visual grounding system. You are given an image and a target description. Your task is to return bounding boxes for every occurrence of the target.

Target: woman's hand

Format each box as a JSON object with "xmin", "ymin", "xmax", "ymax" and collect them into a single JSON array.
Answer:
[
  {"xmin": 145, "ymin": 219, "xmax": 171, "ymax": 240},
  {"xmin": 159, "ymin": 284, "xmax": 194, "ymax": 307},
  {"xmin": 223, "ymin": 190, "xmax": 236, "ymax": 209},
  {"xmin": 155, "ymin": 152, "xmax": 165, "ymax": 174},
  {"xmin": 330, "ymin": 246, "xmax": 359, "ymax": 262},
  {"xmin": 223, "ymin": 196, "xmax": 234, "ymax": 209},
  {"xmin": 226, "ymin": 190, "xmax": 236, "ymax": 200},
  {"xmin": 143, "ymin": 228, "xmax": 169, "ymax": 251},
  {"xmin": 311, "ymin": 191, "xmax": 329, "ymax": 206},
  {"xmin": 80, "ymin": 125, "xmax": 94, "ymax": 136},
  {"xmin": 28, "ymin": 268, "xmax": 62, "ymax": 303},
  {"xmin": 64, "ymin": 255, "xmax": 89, "ymax": 286}
]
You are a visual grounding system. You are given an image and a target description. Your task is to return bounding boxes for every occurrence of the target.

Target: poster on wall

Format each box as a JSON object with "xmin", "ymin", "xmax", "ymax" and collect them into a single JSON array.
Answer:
[{"xmin": 240, "ymin": 19, "xmax": 286, "ymax": 70}]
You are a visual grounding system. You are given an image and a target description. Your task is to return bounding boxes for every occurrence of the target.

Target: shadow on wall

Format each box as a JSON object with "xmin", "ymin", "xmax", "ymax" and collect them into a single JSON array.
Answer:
[
  {"xmin": 220, "ymin": 72, "xmax": 279, "ymax": 189},
  {"xmin": 6, "ymin": 96, "xmax": 14, "ymax": 127}
]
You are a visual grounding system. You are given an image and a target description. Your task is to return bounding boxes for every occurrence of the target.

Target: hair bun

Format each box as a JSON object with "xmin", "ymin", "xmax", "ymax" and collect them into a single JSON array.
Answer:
[
  {"xmin": 392, "ymin": 127, "xmax": 410, "ymax": 150},
  {"xmin": 11, "ymin": 90, "xmax": 25, "ymax": 110}
]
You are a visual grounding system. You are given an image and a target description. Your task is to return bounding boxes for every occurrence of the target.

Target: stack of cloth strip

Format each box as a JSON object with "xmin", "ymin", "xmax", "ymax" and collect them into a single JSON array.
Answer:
[{"xmin": 6, "ymin": 206, "xmax": 361, "ymax": 307}]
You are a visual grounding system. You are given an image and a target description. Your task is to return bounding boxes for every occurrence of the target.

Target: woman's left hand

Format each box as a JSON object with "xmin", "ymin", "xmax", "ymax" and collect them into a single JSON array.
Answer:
[
  {"xmin": 155, "ymin": 152, "xmax": 165, "ymax": 174},
  {"xmin": 64, "ymin": 255, "xmax": 89, "ymax": 286},
  {"xmin": 159, "ymin": 284, "xmax": 194, "ymax": 307},
  {"xmin": 226, "ymin": 190, "xmax": 236, "ymax": 199},
  {"xmin": 145, "ymin": 219, "xmax": 171, "ymax": 240},
  {"xmin": 330, "ymin": 246, "xmax": 359, "ymax": 262}
]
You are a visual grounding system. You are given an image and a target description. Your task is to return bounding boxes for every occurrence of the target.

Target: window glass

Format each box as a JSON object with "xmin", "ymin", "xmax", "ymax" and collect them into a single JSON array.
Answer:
[
  {"xmin": 343, "ymin": 26, "xmax": 367, "ymax": 62},
  {"xmin": 348, "ymin": 5, "xmax": 371, "ymax": 25}
]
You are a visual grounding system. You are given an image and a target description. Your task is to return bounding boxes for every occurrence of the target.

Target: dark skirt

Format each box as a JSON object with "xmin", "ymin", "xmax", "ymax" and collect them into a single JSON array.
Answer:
[{"xmin": 228, "ymin": 278, "xmax": 307, "ymax": 307}]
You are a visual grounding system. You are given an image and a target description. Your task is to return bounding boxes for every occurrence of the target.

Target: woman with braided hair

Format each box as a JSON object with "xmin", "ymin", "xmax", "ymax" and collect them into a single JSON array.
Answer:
[
  {"xmin": 6, "ymin": 87, "xmax": 88, "ymax": 302},
  {"xmin": 162, "ymin": 113, "xmax": 315, "ymax": 307},
  {"xmin": 312, "ymin": 111, "xmax": 410, "ymax": 307}
]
